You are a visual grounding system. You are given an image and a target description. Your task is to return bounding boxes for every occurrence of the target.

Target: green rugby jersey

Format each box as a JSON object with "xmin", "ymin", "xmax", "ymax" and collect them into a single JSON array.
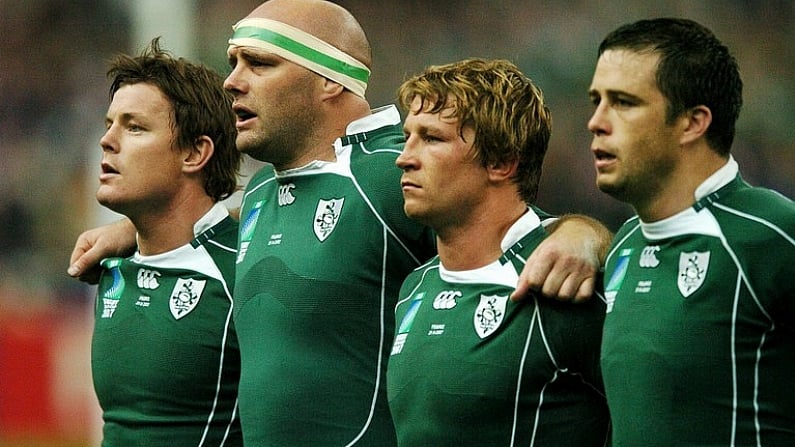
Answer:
[
  {"xmin": 92, "ymin": 204, "xmax": 241, "ymax": 446},
  {"xmin": 388, "ymin": 211, "xmax": 609, "ymax": 447},
  {"xmin": 234, "ymin": 105, "xmax": 436, "ymax": 446},
  {"xmin": 602, "ymin": 160, "xmax": 795, "ymax": 446}
]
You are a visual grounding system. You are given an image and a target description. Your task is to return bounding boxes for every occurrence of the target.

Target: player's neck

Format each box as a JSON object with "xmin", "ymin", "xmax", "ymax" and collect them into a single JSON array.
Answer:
[
  {"xmin": 274, "ymin": 96, "xmax": 372, "ymax": 171},
  {"xmin": 132, "ymin": 194, "xmax": 216, "ymax": 256},
  {"xmin": 435, "ymin": 200, "xmax": 526, "ymax": 271},
  {"xmin": 636, "ymin": 150, "xmax": 728, "ymax": 222}
]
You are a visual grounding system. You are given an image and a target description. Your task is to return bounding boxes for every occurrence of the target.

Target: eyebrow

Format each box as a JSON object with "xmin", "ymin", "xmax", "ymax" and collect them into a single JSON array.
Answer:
[
  {"xmin": 589, "ymin": 88, "xmax": 643, "ymax": 102},
  {"xmin": 105, "ymin": 112, "xmax": 143, "ymax": 125},
  {"xmin": 403, "ymin": 124, "xmax": 425, "ymax": 135}
]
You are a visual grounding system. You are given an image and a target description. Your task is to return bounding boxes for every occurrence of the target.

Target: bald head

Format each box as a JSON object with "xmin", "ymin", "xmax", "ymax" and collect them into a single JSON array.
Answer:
[{"xmin": 248, "ymin": 0, "xmax": 372, "ymax": 69}]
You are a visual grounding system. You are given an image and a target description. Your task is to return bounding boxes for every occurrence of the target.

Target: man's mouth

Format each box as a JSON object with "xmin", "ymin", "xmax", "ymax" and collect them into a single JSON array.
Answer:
[
  {"xmin": 233, "ymin": 104, "xmax": 257, "ymax": 124},
  {"xmin": 592, "ymin": 148, "xmax": 617, "ymax": 171},
  {"xmin": 401, "ymin": 178, "xmax": 420, "ymax": 191},
  {"xmin": 592, "ymin": 148, "xmax": 615, "ymax": 161},
  {"xmin": 101, "ymin": 162, "xmax": 119, "ymax": 175}
]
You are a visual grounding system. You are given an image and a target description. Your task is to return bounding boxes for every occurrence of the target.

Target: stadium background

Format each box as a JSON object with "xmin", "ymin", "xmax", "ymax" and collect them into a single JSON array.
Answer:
[{"xmin": 1, "ymin": 1, "xmax": 792, "ymax": 445}]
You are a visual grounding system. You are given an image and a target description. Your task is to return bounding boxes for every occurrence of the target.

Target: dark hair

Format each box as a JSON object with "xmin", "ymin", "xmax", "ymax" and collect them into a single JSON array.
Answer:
[
  {"xmin": 108, "ymin": 37, "xmax": 239, "ymax": 201},
  {"xmin": 598, "ymin": 18, "xmax": 743, "ymax": 155},
  {"xmin": 398, "ymin": 58, "xmax": 551, "ymax": 203}
]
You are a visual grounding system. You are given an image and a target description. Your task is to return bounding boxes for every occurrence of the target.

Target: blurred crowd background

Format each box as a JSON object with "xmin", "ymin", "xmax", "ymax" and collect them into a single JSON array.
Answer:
[{"xmin": 1, "ymin": 1, "xmax": 793, "ymax": 445}]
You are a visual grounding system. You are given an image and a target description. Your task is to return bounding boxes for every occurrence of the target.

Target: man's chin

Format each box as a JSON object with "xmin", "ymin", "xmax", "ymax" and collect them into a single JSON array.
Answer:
[
  {"xmin": 403, "ymin": 206, "xmax": 432, "ymax": 226},
  {"xmin": 95, "ymin": 195, "xmax": 125, "ymax": 216},
  {"xmin": 235, "ymin": 135, "xmax": 264, "ymax": 157},
  {"xmin": 596, "ymin": 179, "xmax": 629, "ymax": 203}
]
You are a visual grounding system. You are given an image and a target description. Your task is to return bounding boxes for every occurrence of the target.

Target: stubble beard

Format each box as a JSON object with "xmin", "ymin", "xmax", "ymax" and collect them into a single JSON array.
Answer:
[{"xmin": 236, "ymin": 127, "xmax": 272, "ymax": 163}]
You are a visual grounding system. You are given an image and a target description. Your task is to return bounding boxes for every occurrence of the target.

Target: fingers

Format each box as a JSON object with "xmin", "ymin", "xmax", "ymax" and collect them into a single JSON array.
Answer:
[
  {"xmin": 512, "ymin": 250, "xmax": 599, "ymax": 302},
  {"xmin": 574, "ymin": 277, "xmax": 596, "ymax": 303},
  {"xmin": 68, "ymin": 233, "xmax": 97, "ymax": 278},
  {"xmin": 510, "ymin": 256, "xmax": 552, "ymax": 302},
  {"xmin": 67, "ymin": 238, "xmax": 104, "ymax": 284},
  {"xmin": 66, "ymin": 257, "xmax": 85, "ymax": 278},
  {"xmin": 552, "ymin": 275, "xmax": 596, "ymax": 303},
  {"xmin": 66, "ymin": 219, "xmax": 136, "ymax": 284},
  {"xmin": 510, "ymin": 273, "xmax": 534, "ymax": 302}
]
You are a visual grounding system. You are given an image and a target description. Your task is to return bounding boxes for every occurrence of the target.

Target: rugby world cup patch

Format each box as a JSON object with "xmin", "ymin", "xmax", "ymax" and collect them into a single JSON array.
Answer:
[{"xmin": 100, "ymin": 258, "xmax": 124, "ymax": 319}]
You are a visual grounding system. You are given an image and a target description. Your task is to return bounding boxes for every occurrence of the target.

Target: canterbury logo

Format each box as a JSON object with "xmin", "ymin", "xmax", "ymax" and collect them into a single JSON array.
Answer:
[
  {"xmin": 639, "ymin": 245, "xmax": 660, "ymax": 268},
  {"xmin": 137, "ymin": 268, "xmax": 161, "ymax": 290},
  {"xmin": 278, "ymin": 183, "xmax": 296, "ymax": 206},
  {"xmin": 433, "ymin": 290, "xmax": 461, "ymax": 310}
]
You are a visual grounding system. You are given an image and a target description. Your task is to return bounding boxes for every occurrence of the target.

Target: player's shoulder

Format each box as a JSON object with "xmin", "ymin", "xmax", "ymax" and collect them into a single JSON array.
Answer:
[
  {"xmin": 397, "ymin": 258, "xmax": 441, "ymax": 305},
  {"xmin": 716, "ymin": 182, "xmax": 795, "ymax": 233},
  {"xmin": 401, "ymin": 257, "xmax": 441, "ymax": 286},
  {"xmin": 244, "ymin": 165, "xmax": 277, "ymax": 196},
  {"xmin": 194, "ymin": 215, "xmax": 238, "ymax": 284},
  {"xmin": 726, "ymin": 183, "xmax": 794, "ymax": 209},
  {"xmin": 348, "ymin": 124, "xmax": 405, "ymax": 164},
  {"xmin": 344, "ymin": 122, "xmax": 407, "ymax": 206},
  {"xmin": 239, "ymin": 166, "xmax": 277, "ymax": 215},
  {"xmin": 204, "ymin": 215, "xmax": 239, "ymax": 248},
  {"xmin": 611, "ymin": 216, "xmax": 642, "ymax": 244}
]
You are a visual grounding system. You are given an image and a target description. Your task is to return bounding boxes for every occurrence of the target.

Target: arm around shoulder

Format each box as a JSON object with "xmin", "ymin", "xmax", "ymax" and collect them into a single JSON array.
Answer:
[
  {"xmin": 67, "ymin": 218, "xmax": 137, "ymax": 284},
  {"xmin": 512, "ymin": 214, "xmax": 612, "ymax": 303}
]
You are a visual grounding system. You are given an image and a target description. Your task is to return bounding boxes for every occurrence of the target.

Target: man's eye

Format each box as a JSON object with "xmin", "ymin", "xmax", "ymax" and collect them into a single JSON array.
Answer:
[
  {"xmin": 614, "ymin": 98, "xmax": 635, "ymax": 108},
  {"xmin": 249, "ymin": 58, "xmax": 272, "ymax": 68}
]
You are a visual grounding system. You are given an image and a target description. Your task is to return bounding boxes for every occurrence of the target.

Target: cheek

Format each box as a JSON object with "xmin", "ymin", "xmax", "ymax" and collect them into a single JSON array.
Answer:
[
  {"xmin": 444, "ymin": 163, "xmax": 486, "ymax": 196},
  {"xmin": 135, "ymin": 151, "xmax": 183, "ymax": 180},
  {"xmin": 617, "ymin": 121, "xmax": 656, "ymax": 157}
]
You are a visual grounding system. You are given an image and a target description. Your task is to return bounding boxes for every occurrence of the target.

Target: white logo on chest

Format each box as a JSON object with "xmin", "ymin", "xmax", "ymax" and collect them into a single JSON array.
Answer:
[
  {"xmin": 137, "ymin": 268, "xmax": 161, "ymax": 289},
  {"xmin": 639, "ymin": 245, "xmax": 660, "ymax": 268},
  {"xmin": 278, "ymin": 183, "xmax": 296, "ymax": 206},
  {"xmin": 169, "ymin": 278, "xmax": 206, "ymax": 319},
  {"xmin": 474, "ymin": 294, "xmax": 508, "ymax": 339},
  {"xmin": 313, "ymin": 198, "xmax": 344, "ymax": 242},
  {"xmin": 433, "ymin": 290, "xmax": 461, "ymax": 309},
  {"xmin": 678, "ymin": 251, "xmax": 710, "ymax": 297}
]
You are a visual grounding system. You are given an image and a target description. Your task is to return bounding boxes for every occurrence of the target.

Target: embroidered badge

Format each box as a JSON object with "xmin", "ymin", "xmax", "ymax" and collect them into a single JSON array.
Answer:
[
  {"xmin": 392, "ymin": 292, "xmax": 424, "ymax": 355},
  {"xmin": 100, "ymin": 258, "xmax": 125, "ymax": 319},
  {"xmin": 677, "ymin": 251, "xmax": 710, "ymax": 298},
  {"xmin": 237, "ymin": 200, "xmax": 265, "ymax": 264},
  {"xmin": 474, "ymin": 294, "xmax": 508, "ymax": 339},
  {"xmin": 169, "ymin": 278, "xmax": 206, "ymax": 320},
  {"xmin": 314, "ymin": 198, "xmax": 344, "ymax": 242},
  {"xmin": 605, "ymin": 249, "xmax": 632, "ymax": 313}
]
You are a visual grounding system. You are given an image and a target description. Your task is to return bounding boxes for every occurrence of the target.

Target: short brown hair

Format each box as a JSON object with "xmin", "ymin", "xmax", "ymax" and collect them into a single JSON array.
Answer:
[{"xmin": 108, "ymin": 38, "xmax": 239, "ymax": 201}]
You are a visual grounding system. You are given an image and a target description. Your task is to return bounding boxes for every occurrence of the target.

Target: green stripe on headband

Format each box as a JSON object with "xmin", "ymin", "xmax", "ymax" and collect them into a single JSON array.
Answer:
[{"xmin": 232, "ymin": 26, "xmax": 370, "ymax": 84}]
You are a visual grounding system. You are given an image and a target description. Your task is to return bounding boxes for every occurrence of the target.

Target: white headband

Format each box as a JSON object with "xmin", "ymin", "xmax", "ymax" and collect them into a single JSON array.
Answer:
[{"xmin": 229, "ymin": 18, "xmax": 370, "ymax": 97}]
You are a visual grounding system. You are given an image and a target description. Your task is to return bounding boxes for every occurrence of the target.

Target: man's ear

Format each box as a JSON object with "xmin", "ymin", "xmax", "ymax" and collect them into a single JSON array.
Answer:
[
  {"xmin": 487, "ymin": 159, "xmax": 519, "ymax": 183},
  {"xmin": 320, "ymin": 78, "xmax": 345, "ymax": 100},
  {"xmin": 183, "ymin": 136, "xmax": 214, "ymax": 174},
  {"xmin": 680, "ymin": 105, "xmax": 712, "ymax": 146}
]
